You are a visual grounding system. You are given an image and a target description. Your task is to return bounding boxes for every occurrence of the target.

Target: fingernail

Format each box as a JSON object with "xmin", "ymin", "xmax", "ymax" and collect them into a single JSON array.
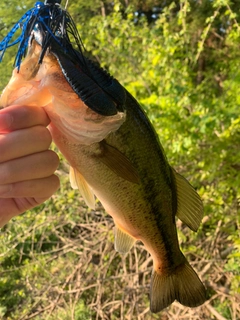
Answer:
[{"xmin": 0, "ymin": 113, "xmax": 13, "ymax": 131}]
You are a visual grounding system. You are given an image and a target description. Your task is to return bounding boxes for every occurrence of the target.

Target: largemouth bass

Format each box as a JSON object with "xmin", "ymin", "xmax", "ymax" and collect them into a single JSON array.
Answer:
[{"xmin": 0, "ymin": 1, "xmax": 206, "ymax": 313}]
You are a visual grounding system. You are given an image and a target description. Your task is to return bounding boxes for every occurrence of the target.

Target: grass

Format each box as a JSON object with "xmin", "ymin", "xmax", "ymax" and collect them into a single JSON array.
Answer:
[{"xmin": 0, "ymin": 152, "xmax": 239, "ymax": 320}]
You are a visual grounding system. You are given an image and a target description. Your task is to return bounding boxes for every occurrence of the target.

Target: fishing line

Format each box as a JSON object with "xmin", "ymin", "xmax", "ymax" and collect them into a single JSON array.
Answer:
[{"xmin": 65, "ymin": 0, "xmax": 69, "ymax": 9}]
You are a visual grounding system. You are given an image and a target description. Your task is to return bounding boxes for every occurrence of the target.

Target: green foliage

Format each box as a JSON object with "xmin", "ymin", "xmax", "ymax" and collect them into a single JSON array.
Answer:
[{"xmin": 0, "ymin": 0, "xmax": 239, "ymax": 319}]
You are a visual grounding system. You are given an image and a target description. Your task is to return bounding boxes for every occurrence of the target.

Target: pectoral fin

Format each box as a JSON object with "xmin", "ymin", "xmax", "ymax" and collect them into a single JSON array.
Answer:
[
  {"xmin": 69, "ymin": 166, "xmax": 96, "ymax": 209},
  {"xmin": 172, "ymin": 168, "xmax": 203, "ymax": 232},
  {"xmin": 99, "ymin": 141, "xmax": 140, "ymax": 184},
  {"xmin": 114, "ymin": 225, "xmax": 136, "ymax": 254}
]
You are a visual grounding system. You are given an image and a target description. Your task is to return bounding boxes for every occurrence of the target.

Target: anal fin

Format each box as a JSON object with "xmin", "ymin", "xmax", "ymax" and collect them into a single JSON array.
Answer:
[
  {"xmin": 114, "ymin": 225, "xmax": 136, "ymax": 254},
  {"xmin": 172, "ymin": 168, "xmax": 204, "ymax": 232},
  {"xmin": 69, "ymin": 166, "xmax": 95, "ymax": 209}
]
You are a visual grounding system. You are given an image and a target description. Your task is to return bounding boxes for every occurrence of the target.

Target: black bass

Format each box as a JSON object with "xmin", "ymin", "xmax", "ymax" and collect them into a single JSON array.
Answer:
[{"xmin": 0, "ymin": 0, "xmax": 206, "ymax": 312}]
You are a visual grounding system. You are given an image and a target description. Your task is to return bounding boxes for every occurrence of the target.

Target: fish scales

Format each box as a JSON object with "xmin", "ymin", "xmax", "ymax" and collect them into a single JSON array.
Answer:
[
  {"xmin": 47, "ymin": 87, "xmax": 197, "ymax": 289},
  {"xmin": 0, "ymin": 0, "xmax": 206, "ymax": 313}
]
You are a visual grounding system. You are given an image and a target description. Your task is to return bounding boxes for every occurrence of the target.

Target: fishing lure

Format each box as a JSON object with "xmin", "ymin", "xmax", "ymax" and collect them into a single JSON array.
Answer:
[{"xmin": 0, "ymin": 0, "xmax": 126, "ymax": 116}]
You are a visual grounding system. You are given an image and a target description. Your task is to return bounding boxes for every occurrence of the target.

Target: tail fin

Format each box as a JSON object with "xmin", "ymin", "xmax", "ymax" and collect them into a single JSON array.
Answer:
[{"xmin": 150, "ymin": 260, "xmax": 206, "ymax": 313}]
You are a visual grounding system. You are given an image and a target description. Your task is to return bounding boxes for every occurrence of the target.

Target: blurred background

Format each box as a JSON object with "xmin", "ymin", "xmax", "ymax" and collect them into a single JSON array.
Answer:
[{"xmin": 0, "ymin": 0, "xmax": 239, "ymax": 319}]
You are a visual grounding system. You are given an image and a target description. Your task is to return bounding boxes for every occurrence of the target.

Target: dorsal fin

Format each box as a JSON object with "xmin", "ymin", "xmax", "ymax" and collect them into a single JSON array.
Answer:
[{"xmin": 172, "ymin": 168, "xmax": 204, "ymax": 232}]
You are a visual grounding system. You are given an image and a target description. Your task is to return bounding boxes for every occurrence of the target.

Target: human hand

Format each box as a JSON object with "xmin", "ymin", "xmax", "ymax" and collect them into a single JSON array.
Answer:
[{"xmin": 0, "ymin": 105, "xmax": 60, "ymax": 227}]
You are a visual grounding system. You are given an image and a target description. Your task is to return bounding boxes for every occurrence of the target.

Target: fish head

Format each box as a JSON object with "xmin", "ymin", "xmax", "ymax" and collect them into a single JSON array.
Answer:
[
  {"xmin": 0, "ymin": 1, "xmax": 127, "ymax": 144},
  {"xmin": 0, "ymin": 34, "xmax": 126, "ymax": 145}
]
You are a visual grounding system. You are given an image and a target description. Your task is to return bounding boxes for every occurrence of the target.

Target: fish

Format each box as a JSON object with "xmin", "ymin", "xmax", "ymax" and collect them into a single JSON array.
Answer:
[{"xmin": 0, "ymin": 1, "xmax": 206, "ymax": 313}]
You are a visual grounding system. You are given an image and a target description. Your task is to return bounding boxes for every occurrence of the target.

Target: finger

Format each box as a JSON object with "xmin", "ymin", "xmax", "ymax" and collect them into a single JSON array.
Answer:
[
  {"xmin": 0, "ymin": 176, "xmax": 60, "ymax": 227},
  {"xmin": 0, "ymin": 174, "xmax": 60, "ymax": 199},
  {"xmin": 0, "ymin": 105, "xmax": 50, "ymax": 133},
  {"xmin": 0, "ymin": 126, "xmax": 52, "ymax": 163},
  {"xmin": 0, "ymin": 150, "xmax": 59, "ymax": 184},
  {"xmin": 0, "ymin": 198, "xmax": 46, "ymax": 227}
]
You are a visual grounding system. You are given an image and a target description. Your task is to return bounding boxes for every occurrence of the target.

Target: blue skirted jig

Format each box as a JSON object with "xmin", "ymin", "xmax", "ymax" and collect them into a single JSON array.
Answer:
[
  {"xmin": 0, "ymin": 0, "xmax": 126, "ymax": 116},
  {"xmin": 0, "ymin": 0, "xmax": 83, "ymax": 70}
]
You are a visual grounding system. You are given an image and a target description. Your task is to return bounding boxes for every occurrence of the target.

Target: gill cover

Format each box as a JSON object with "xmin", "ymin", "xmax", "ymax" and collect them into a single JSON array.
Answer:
[{"xmin": 0, "ymin": 0, "xmax": 126, "ymax": 116}]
